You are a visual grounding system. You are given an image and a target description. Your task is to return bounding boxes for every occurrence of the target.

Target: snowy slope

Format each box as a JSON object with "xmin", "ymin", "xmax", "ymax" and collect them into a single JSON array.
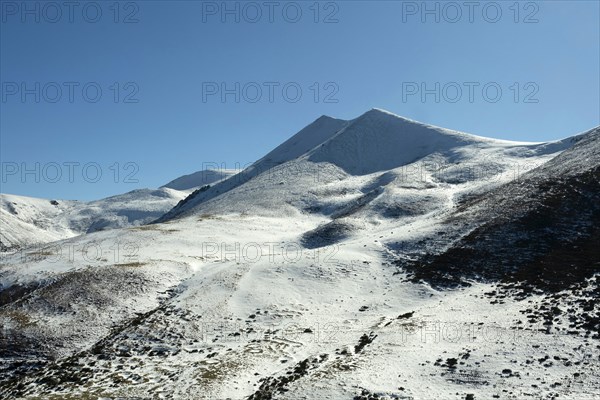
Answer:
[
  {"xmin": 0, "ymin": 195, "xmax": 78, "ymax": 251},
  {"xmin": 396, "ymin": 126, "xmax": 600, "ymax": 289},
  {"xmin": 0, "ymin": 110, "xmax": 598, "ymax": 400}
]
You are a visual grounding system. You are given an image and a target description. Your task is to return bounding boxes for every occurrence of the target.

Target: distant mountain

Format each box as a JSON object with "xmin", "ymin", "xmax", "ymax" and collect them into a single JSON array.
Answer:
[
  {"xmin": 0, "ymin": 169, "xmax": 239, "ymax": 251},
  {"xmin": 0, "ymin": 188, "xmax": 187, "ymax": 251}
]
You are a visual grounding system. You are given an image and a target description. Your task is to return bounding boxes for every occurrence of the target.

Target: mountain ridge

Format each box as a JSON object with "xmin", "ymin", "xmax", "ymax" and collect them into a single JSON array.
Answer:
[{"xmin": 159, "ymin": 109, "xmax": 589, "ymax": 222}]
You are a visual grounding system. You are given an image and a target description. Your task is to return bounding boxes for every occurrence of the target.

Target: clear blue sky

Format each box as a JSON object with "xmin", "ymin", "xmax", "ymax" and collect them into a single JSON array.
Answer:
[{"xmin": 1, "ymin": 0, "xmax": 598, "ymax": 200}]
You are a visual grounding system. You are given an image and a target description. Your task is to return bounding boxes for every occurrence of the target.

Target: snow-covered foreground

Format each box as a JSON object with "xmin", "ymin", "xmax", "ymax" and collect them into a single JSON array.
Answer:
[{"xmin": 0, "ymin": 109, "xmax": 598, "ymax": 399}]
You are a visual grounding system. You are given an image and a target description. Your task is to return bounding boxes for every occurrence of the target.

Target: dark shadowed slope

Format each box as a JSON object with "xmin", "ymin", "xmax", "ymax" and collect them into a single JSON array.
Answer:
[{"xmin": 397, "ymin": 127, "xmax": 600, "ymax": 293}]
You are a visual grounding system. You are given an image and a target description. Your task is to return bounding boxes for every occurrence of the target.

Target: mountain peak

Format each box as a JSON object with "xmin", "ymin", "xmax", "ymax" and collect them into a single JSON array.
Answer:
[
  {"xmin": 316, "ymin": 114, "xmax": 343, "ymax": 122},
  {"xmin": 306, "ymin": 109, "xmax": 478, "ymax": 175},
  {"xmin": 363, "ymin": 107, "xmax": 401, "ymax": 117},
  {"xmin": 161, "ymin": 169, "xmax": 237, "ymax": 191},
  {"xmin": 357, "ymin": 108, "xmax": 421, "ymax": 123},
  {"xmin": 321, "ymin": 108, "xmax": 416, "ymax": 125}
]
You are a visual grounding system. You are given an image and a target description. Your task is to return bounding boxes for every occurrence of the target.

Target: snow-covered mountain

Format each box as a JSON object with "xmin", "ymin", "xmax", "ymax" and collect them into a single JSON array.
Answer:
[
  {"xmin": 160, "ymin": 109, "xmax": 575, "ymax": 221},
  {"xmin": 0, "ymin": 189, "xmax": 187, "ymax": 251},
  {"xmin": 1, "ymin": 109, "xmax": 598, "ymax": 399},
  {"xmin": 0, "ymin": 169, "xmax": 235, "ymax": 251}
]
